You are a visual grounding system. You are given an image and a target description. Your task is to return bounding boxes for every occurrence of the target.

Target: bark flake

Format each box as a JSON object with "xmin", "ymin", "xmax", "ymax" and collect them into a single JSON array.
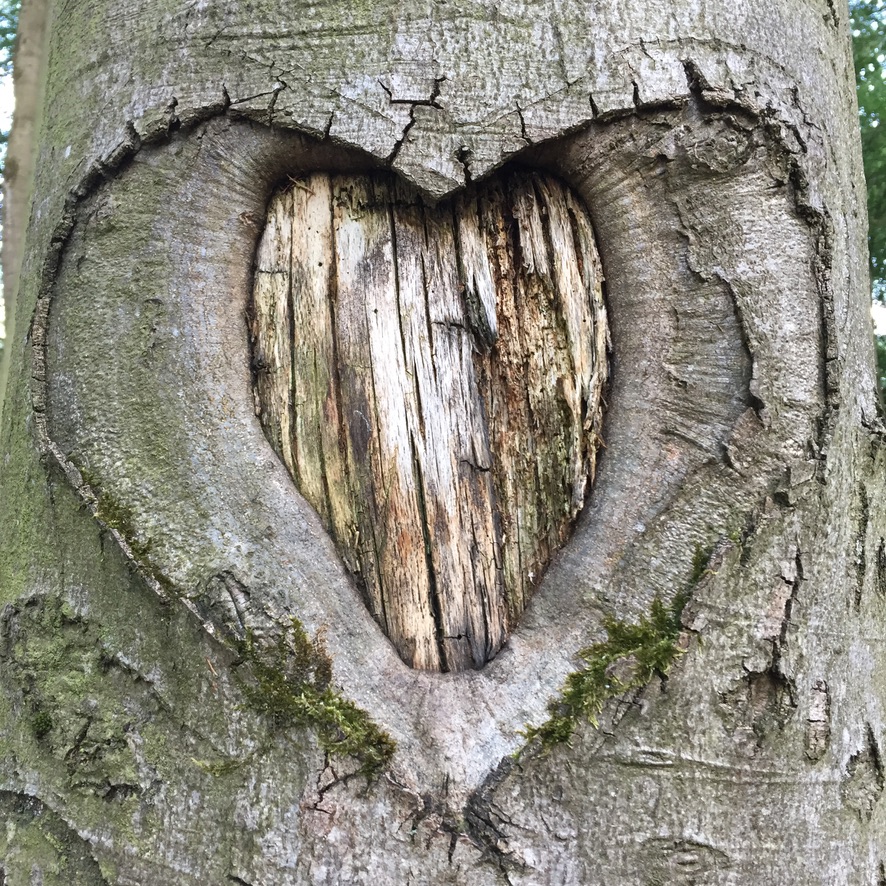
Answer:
[{"xmin": 842, "ymin": 725, "xmax": 886, "ymax": 822}]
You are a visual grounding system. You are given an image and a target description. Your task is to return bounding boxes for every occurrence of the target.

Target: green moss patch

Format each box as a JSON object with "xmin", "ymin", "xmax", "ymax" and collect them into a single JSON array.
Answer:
[
  {"xmin": 30, "ymin": 708, "xmax": 54, "ymax": 740},
  {"xmin": 0, "ymin": 790, "xmax": 109, "ymax": 885},
  {"xmin": 237, "ymin": 619, "xmax": 396, "ymax": 777},
  {"xmin": 523, "ymin": 579, "xmax": 697, "ymax": 749}
]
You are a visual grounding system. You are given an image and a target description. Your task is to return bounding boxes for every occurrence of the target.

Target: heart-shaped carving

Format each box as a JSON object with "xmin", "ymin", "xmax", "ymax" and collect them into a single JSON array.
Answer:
[{"xmin": 250, "ymin": 169, "xmax": 608, "ymax": 672}]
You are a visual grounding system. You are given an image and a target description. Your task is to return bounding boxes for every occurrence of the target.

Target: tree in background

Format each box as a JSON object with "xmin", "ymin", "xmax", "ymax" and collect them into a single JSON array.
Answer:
[
  {"xmin": 852, "ymin": 0, "xmax": 886, "ymax": 385},
  {"xmin": 0, "ymin": 0, "xmax": 19, "ymax": 146},
  {"xmin": 853, "ymin": 0, "xmax": 886, "ymax": 288},
  {"xmin": 0, "ymin": 0, "xmax": 19, "ymax": 355}
]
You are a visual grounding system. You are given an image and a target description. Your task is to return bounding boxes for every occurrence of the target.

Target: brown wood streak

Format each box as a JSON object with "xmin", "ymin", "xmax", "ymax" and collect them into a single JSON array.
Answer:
[{"xmin": 251, "ymin": 170, "xmax": 608, "ymax": 671}]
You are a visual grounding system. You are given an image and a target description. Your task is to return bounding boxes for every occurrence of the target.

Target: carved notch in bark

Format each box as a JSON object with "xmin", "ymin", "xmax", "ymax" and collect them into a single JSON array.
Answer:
[{"xmin": 250, "ymin": 170, "xmax": 608, "ymax": 672}]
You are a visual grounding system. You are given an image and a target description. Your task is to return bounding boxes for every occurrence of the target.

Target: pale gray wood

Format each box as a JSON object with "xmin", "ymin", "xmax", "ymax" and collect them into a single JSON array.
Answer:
[
  {"xmin": 251, "ymin": 189, "xmax": 295, "ymax": 476},
  {"xmin": 252, "ymin": 171, "xmax": 607, "ymax": 671}
]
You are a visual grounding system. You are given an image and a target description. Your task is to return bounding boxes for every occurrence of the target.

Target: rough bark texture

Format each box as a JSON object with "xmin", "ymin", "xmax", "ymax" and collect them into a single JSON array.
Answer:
[
  {"xmin": 251, "ymin": 170, "xmax": 607, "ymax": 671},
  {"xmin": 0, "ymin": 0, "xmax": 882, "ymax": 882}
]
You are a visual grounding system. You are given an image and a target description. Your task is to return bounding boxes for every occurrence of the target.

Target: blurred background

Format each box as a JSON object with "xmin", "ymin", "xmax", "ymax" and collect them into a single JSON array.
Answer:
[
  {"xmin": 0, "ymin": 2, "xmax": 883, "ymax": 384},
  {"xmin": 0, "ymin": 0, "xmax": 19, "ymax": 354},
  {"xmin": 852, "ymin": 1, "xmax": 886, "ymax": 386}
]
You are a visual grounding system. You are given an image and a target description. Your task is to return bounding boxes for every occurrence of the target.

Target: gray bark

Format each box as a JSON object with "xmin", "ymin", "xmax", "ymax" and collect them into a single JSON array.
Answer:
[{"xmin": 0, "ymin": 0, "xmax": 882, "ymax": 883}]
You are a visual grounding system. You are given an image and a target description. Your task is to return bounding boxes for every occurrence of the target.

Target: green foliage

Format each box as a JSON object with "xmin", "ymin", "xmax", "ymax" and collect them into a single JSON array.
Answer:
[
  {"xmin": 237, "ymin": 619, "xmax": 396, "ymax": 777},
  {"xmin": 850, "ymin": 2, "xmax": 886, "ymax": 391},
  {"xmin": 852, "ymin": 1, "xmax": 886, "ymax": 295},
  {"xmin": 0, "ymin": 0, "xmax": 17, "ymax": 80}
]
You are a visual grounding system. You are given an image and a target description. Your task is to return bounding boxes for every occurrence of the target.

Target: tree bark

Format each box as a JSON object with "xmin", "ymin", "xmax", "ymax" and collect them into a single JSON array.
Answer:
[{"xmin": 0, "ymin": 0, "xmax": 882, "ymax": 882}]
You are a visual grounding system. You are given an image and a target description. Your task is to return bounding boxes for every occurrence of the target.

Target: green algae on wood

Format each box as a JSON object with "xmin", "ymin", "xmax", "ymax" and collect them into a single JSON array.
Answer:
[
  {"xmin": 520, "ymin": 546, "xmax": 712, "ymax": 751},
  {"xmin": 522, "ymin": 594, "xmax": 690, "ymax": 748}
]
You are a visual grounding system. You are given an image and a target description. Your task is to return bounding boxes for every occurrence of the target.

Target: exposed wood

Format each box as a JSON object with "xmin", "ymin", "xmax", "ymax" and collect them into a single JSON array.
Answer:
[{"xmin": 251, "ymin": 170, "xmax": 609, "ymax": 671}]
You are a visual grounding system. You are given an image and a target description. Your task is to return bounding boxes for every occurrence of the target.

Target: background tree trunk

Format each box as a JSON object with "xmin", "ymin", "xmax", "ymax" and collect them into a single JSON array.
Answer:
[{"xmin": 0, "ymin": 0, "xmax": 882, "ymax": 883}]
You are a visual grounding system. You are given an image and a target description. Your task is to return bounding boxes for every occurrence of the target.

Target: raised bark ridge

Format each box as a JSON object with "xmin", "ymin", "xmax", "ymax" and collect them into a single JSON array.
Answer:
[{"xmin": 251, "ymin": 170, "xmax": 608, "ymax": 671}]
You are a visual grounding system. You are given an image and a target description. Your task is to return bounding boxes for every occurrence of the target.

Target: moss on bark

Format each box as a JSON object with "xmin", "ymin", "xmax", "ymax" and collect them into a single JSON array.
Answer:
[{"xmin": 236, "ymin": 619, "xmax": 396, "ymax": 777}]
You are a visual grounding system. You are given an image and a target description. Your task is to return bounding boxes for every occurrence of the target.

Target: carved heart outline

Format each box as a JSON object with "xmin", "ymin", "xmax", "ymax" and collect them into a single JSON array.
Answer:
[{"xmin": 41, "ymin": 96, "xmax": 818, "ymax": 798}]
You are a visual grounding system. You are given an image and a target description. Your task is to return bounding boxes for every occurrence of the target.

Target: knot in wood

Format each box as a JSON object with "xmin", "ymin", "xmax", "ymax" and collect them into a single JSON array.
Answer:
[{"xmin": 250, "ymin": 169, "xmax": 608, "ymax": 672}]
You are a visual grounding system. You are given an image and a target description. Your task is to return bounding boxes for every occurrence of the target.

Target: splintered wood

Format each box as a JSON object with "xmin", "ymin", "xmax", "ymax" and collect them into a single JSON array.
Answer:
[{"xmin": 251, "ymin": 170, "xmax": 608, "ymax": 671}]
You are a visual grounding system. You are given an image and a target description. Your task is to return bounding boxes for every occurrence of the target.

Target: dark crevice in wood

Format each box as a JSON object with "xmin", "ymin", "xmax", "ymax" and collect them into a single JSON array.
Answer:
[
  {"xmin": 388, "ymin": 200, "xmax": 410, "ymax": 403},
  {"xmin": 470, "ymin": 515, "xmax": 493, "ymax": 660},
  {"xmin": 325, "ymin": 185, "xmax": 356, "ymax": 548},
  {"xmin": 411, "ymin": 431, "xmax": 449, "ymax": 672},
  {"xmin": 358, "ymin": 273, "xmax": 391, "ymax": 627},
  {"xmin": 726, "ymin": 279, "xmax": 760, "ymax": 417},
  {"xmin": 868, "ymin": 722, "xmax": 885, "ymax": 788},
  {"xmin": 855, "ymin": 482, "xmax": 870, "ymax": 610},
  {"xmin": 314, "ymin": 349, "xmax": 335, "ymax": 528},
  {"xmin": 418, "ymin": 238, "xmax": 437, "ymax": 388},
  {"xmin": 286, "ymin": 198, "xmax": 301, "ymax": 490},
  {"xmin": 877, "ymin": 537, "xmax": 886, "ymax": 598},
  {"xmin": 772, "ymin": 553, "xmax": 802, "ymax": 683}
]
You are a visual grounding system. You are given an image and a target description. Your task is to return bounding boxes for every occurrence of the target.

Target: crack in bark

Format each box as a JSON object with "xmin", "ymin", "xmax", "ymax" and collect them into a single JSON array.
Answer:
[
  {"xmin": 775, "ymin": 549, "xmax": 803, "ymax": 661},
  {"xmin": 843, "ymin": 724, "xmax": 886, "ymax": 822},
  {"xmin": 515, "ymin": 103, "xmax": 530, "ymax": 144},
  {"xmin": 204, "ymin": 570, "xmax": 251, "ymax": 637},
  {"xmin": 460, "ymin": 756, "xmax": 528, "ymax": 876},
  {"xmin": 385, "ymin": 76, "xmax": 445, "ymax": 166},
  {"xmin": 824, "ymin": 0, "xmax": 840, "ymax": 29},
  {"xmin": 877, "ymin": 537, "xmax": 886, "ymax": 598},
  {"xmin": 804, "ymin": 678, "xmax": 831, "ymax": 762},
  {"xmin": 410, "ymin": 431, "xmax": 449, "ymax": 671},
  {"xmin": 855, "ymin": 483, "xmax": 870, "ymax": 610},
  {"xmin": 307, "ymin": 753, "xmax": 362, "ymax": 814},
  {"xmin": 588, "ymin": 92, "xmax": 600, "ymax": 119}
]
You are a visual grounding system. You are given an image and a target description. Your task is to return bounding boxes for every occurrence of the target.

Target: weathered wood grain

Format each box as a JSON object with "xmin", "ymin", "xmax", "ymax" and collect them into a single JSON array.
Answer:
[{"xmin": 252, "ymin": 170, "xmax": 608, "ymax": 670}]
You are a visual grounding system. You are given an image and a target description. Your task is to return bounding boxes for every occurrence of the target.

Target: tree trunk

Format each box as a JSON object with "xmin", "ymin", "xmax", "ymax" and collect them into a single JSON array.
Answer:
[{"xmin": 0, "ymin": 0, "xmax": 882, "ymax": 882}]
